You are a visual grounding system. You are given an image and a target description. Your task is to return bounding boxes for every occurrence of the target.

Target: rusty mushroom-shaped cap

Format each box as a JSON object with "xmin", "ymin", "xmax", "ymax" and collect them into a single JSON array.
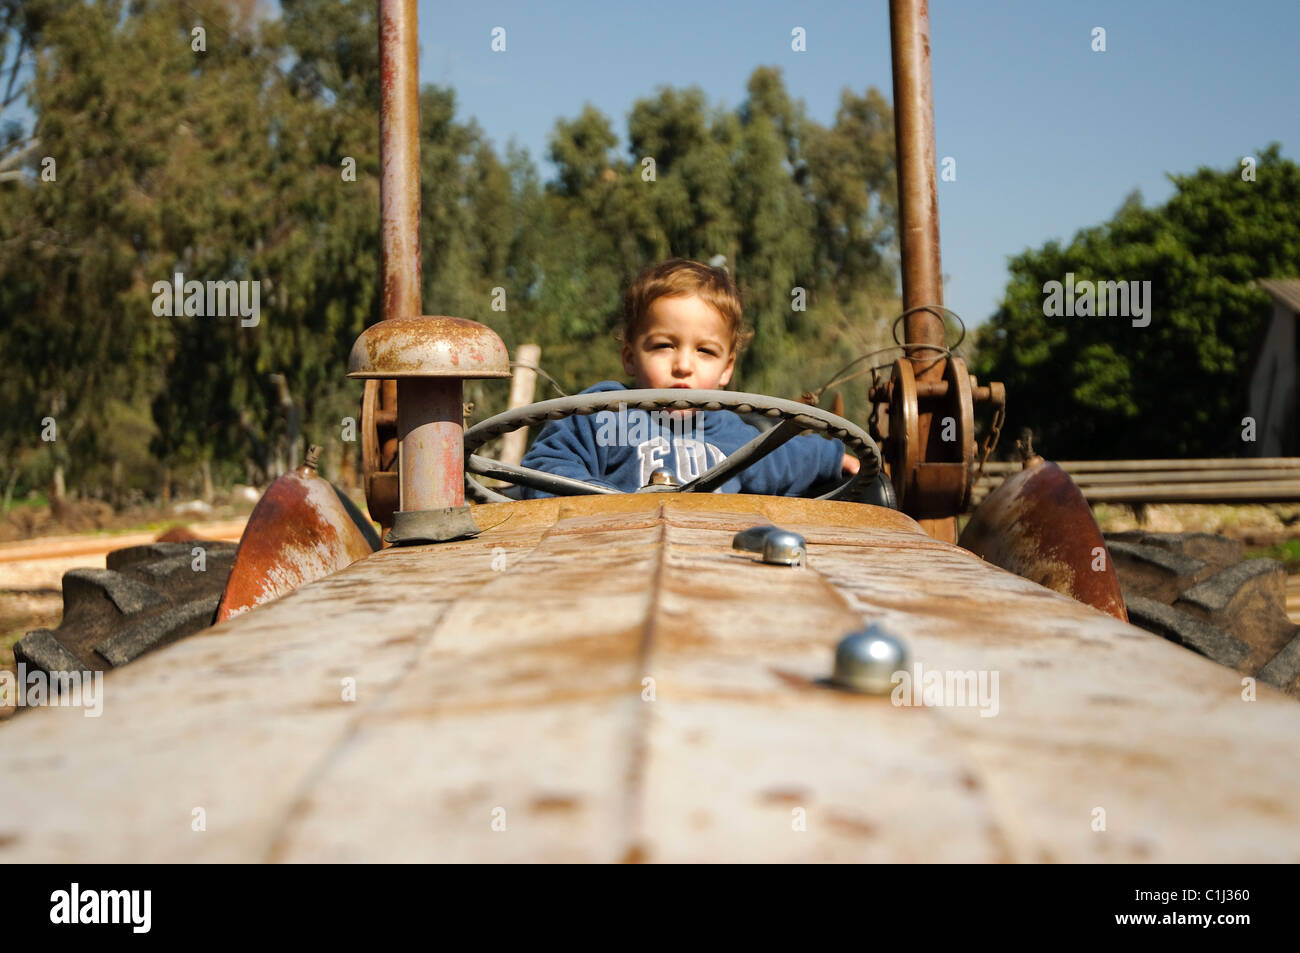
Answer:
[{"xmin": 348, "ymin": 316, "xmax": 511, "ymax": 380}]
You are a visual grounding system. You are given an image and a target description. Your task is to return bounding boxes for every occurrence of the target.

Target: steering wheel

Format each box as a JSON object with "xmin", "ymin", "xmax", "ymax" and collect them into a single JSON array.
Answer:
[{"xmin": 462, "ymin": 389, "xmax": 883, "ymax": 504}]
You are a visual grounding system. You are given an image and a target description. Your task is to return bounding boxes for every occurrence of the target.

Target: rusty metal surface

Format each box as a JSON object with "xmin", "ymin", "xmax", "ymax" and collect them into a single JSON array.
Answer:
[
  {"xmin": 366, "ymin": 0, "xmax": 419, "ymax": 532},
  {"xmin": 871, "ymin": 349, "xmax": 1003, "ymax": 532},
  {"xmin": 887, "ymin": 358, "xmax": 919, "ymax": 508},
  {"xmin": 888, "ymin": 0, "xmax": 945, "ymax": 369},
  {"xmin": 360, "ymin": 379, "xmax": 397, "ymax": 529},
  {"xmin": 397, "ymin": 378, "xmax": 467, "ymax": 511},
  {"xmin": 348, "ymin": 316, "xmax": 511, "ymax": 380},
  {"xmin": 365, "ymin": 470, "xmax": 399, "ymax": 531},
  {"xmin": 361, "ymin": 379, "xmax": 380, "ymax": 473},
  {"xmin": 369, "ymin": 4, "xmax": 515, "ymax": 517},
  {"xmin": 889, "ymin": 0, "xmax": 946, "ymax": 528},
  {"xmin": 884, "ymin": 355, "xmax": 967, "ymax": 531},
  {"xmin": 3, "ymin": 494, "xmax": 1298, "ymax": 862},
  {"xmin": 214, "ymin": 464, "xmax": 378, "ymax": 622},
  {"xmin": 379, "ymin": 0, "xmax": 421, "ymax": 327},
  {"xmin": 947, "ymin": 356, "xmax": 975, "ymax": 476},
  {"xmin": 350, "ymin": 317, "xmax": 508, "ymax": 513},
  {"xmin": 959, "ymin": 456, "xmax": 1128, "ymax": 622},
  {"xmin": 887, "ymin": 0, "xmax": 994, "ymax": 545}
]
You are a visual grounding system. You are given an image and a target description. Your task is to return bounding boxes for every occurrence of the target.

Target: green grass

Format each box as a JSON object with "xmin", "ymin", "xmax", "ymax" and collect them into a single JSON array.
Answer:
[
  {"xmin": 4, "ymin": 519, "xmax": 204, "ymax": 541},
  {"xmin": 1, "ymin": 492, "xmax": 50, "ymax": 515},
  {"xmin": 1245, "ymin": 538, "xmax": 1300, "ymax": 573}
]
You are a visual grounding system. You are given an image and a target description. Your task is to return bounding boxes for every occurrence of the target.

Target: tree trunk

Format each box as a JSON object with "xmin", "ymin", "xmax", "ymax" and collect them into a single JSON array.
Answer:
[
  {"xmin": 500, "ymin": 344, "xmax": 541, "ymax": 467},
  {"xmin": 1, "ymin": 469, "xmax": 18, "ymax": 516},
  {"xmin": 287, "ymin": 407, "xmax": 300, "ymax": 470},
  {"xmin": 201, "ymin": 458, "xmax": 214, "ymax": 504},
  {"xmin": 51, "ymin": 462, "xmax": 67, "ymax": 522},
  {"xmin": 339, "ymin": 439, "xmax": 357, "ymax": 488}
]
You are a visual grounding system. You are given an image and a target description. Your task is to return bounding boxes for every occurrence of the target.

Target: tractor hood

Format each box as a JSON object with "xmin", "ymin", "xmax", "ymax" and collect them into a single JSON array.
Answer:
[{"xmin": 2, "ymin": 495, "xmax": 1298, "ymax": 862}]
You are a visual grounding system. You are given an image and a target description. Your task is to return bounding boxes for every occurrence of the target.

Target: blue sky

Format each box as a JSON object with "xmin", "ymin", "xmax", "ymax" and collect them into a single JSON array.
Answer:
[{"xmin": 416, "ymin": 0, "xmax": 1298, "ymax": 327}]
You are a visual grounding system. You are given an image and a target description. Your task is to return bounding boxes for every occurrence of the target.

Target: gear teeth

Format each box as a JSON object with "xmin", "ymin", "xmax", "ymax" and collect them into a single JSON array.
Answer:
[
  {"xmin": 95, "ymin": 593, "xmax": 222, "ymax": 667},
  {"xmin": 61, "ymin": 569, "xmax": 170, "ymax": 620},
  {"xmin": 106, "ymin": 541, "xmax": 236, "ymax": 571},
  {"xmin": 13, "ymin": 630, "xmax": 84, "ymax": 678}
]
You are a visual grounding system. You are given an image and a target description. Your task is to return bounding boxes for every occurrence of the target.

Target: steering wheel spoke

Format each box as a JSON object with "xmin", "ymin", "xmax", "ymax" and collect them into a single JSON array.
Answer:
[
  {"xmin": 467, "ymin": 454, "xmax": 618, "ymax": 500},
  {"xmin": 676, "ymin": 418, "xmax": 806, "ymax": 493}
]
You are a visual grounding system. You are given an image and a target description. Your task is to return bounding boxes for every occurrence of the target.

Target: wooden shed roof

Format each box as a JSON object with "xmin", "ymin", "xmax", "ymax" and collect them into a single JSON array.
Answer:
[{"xmin": 1258, "ymin": 278, "xmax": 1300, "ymax": 313}]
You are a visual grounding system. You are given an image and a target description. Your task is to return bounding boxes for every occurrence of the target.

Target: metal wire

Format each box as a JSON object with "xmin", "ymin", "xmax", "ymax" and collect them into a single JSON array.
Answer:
[
  {"xmin": 890, "ymin": 305, "xmax": 966, "ymax": 350},
  {"xmin": 807, "ymin": 305, "xmax": 968, "ymax": 404},
  {"xmin": 510, "ymin": 360, "xmax": 569, "ymax": 398}
]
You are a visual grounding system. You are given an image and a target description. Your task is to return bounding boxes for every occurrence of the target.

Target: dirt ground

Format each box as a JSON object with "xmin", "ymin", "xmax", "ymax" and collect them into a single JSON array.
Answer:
[
  {"xmin": 1091, "ymin": 501, "xmax": 1300, "ymax": 545},
  {"xmin": 0, "ymin": 495, "xmax": 259, "ymax": 543}
]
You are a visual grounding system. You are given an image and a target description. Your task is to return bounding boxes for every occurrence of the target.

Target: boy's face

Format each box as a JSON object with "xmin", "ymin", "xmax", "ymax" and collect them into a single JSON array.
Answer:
[{"xmin": 621, "ymin": 293, "xmax": 736, "ymax": 391}]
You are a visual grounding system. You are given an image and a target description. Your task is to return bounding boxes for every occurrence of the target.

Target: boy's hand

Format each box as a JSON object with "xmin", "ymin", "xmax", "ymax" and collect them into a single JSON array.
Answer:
[{"xmin": 841, "ymin": 453, "xmax": 860, "ymax": 475}]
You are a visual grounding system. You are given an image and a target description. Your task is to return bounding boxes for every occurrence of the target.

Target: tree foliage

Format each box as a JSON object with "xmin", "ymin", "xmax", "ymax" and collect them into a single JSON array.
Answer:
[
  {"xmin": 973, "ymin": 144, "xmax": 1300, "ymax": 459},
  {"xmin": 0, "ymin": 0, "xmax": 903, "ymax": 504}
]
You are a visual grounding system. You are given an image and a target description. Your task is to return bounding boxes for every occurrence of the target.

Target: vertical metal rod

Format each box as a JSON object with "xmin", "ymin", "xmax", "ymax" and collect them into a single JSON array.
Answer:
[
  {"xmin": 380, "ymin": 0, "xmax": 421, "ymax": 325},
  {"xmin": 889, "ymin": 0, "xmax": 946, "ymax": 380},
  {"xmin": 891, "ymin": 0, "xmax": 956, "ymax": 543},
  {"xmin": 380, "ymin": 0, "xmax": 465, "ymax": 510}
]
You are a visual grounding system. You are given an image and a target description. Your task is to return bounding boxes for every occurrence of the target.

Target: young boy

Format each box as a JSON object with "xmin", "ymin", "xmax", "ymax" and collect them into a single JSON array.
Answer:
[{"xmin": 519, "ymin": 258, "xmax": 859, "ymax": 497}]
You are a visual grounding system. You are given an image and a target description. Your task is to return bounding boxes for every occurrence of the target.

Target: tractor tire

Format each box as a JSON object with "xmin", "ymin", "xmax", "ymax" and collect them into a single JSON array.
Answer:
[
  {"xmin": 13, "ymin": 540, "xmax": 238, "ymax": 678},
  {"xmin": 1106, "ymin": 530, "xmax": 1300, "ymax": 697}
]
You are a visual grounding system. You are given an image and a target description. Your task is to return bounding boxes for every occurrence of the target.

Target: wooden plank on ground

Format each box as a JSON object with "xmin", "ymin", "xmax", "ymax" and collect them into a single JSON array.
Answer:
[{"xmin": 983, "ymin": 458, "xmax": 1300, "ymax": 474}]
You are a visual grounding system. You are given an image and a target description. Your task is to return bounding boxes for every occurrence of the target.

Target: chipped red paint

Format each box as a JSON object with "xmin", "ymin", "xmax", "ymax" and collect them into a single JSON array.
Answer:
[
  {"xmin": 398, "ymin": 378, "xmax": 466, "ymax": 510},
  {"xmin": 959, "ymin": 456, "xmax": 1128, "ymax": 621},
  {"xmin": 215, "ymin": 464, "xmax": 378, "ymax": 622}
]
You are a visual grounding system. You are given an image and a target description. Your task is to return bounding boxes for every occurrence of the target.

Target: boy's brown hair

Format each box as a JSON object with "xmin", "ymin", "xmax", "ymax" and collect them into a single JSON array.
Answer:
[{"xmin": 620, "ymin": 258, "xmax": 754, "ymax": 354}]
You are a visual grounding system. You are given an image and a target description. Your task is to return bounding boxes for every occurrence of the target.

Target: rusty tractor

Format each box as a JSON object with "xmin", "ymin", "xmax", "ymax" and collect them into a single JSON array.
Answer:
[{"xmin": 3, "ymin": 0, "xmax": 1298, "ymax": 864}]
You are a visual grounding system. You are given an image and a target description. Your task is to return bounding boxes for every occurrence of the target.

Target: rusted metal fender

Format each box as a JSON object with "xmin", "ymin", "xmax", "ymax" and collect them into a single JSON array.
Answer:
[
  {"xmin": 216, "ymin": 458, "xmax": 380, "ymax": 622},
  {"xmin": 959, "ymin": 455, "xmax": 1128, "ymax": 621}
]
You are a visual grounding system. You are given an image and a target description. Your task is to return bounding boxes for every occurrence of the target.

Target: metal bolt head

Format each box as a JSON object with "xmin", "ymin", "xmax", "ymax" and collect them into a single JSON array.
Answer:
[
  {"xmin": 648, "ymin": 468, "xmax": 679, "ymax": 487},
  {"xmin": 731, "ymin": 525, "xmax": 806, "ymax": 567},
  {"xmin": 732, "ymin": 525, "xmax": 776, "ymax": 552},
  {"xmin": 636, "ymin": 468, "xmax": 681, "ymax": 492},
  {"xmin": 832, "ymin": 625, "xmax": 908, "ymax": 694},
  {"xmin": 761, "ymin": 530, "xmax": 806, "ymax": 567}
]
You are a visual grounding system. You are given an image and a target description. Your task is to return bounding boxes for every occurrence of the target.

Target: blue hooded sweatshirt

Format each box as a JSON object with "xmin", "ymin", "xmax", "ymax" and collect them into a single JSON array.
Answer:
[{"xmin": 519, "ymin": 381, "xmax": 846, "ymax": 498}]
